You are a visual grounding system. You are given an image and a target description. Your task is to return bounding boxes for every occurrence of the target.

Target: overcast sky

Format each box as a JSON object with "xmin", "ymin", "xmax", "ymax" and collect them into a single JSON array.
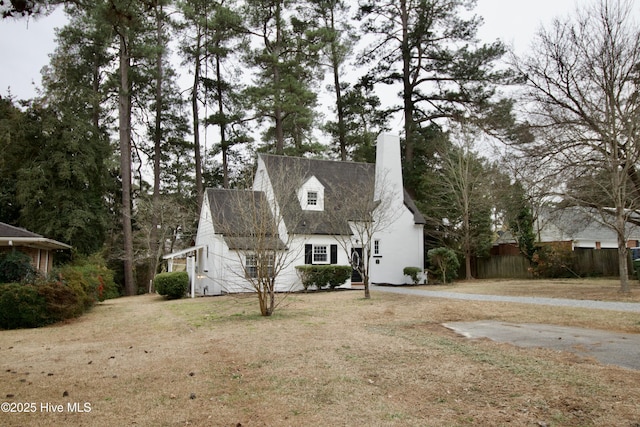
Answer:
[{"xmin": 0, "ymin": 0, "xmax": 580, "ymax": 102}]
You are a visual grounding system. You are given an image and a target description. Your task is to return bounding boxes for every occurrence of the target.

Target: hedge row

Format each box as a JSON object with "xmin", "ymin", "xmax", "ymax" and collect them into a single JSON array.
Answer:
[
  {"xmin": 295, "ymin": 265, "xmax": 351, "ymax": 290},
  {"xmin": 0, "ymin": 259, "xmax": 119, "ymax": 330}
]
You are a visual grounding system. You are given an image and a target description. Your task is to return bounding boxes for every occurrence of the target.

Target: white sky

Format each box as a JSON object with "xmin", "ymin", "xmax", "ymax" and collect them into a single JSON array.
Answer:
[{"xmin": 0, "ymin": 0, "xmax": 580, "ymax": 102}]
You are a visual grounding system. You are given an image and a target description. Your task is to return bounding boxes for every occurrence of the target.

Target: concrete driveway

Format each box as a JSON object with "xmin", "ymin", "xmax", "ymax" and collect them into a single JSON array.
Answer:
[{"xmin": 444, "ymin": 321, "xmax": 640, "ymax": 371}]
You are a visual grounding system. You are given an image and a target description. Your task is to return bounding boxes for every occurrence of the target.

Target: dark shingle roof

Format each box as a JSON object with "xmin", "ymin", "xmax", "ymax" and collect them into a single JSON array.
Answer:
[
  {"xmin": 0, "ymin": 222, "xmax": 42, "ymax": 238},
  {"xmin": 205, "ymin": 154, "xmax": 426, "ymax": 244},
  {"xmin": 206, "ymin": 189, "xmax": 286, "ymax": 250},
  {"xmin": 259, "ymin": 154, "xmax": 375, "ymax": 235},
  {"xmin": 0, "ymin": 222, "xmax": 72, "ymax": 250},
  {"xmin": 259, "ymin": 154, "xmax": 426, "ymax": 233}
]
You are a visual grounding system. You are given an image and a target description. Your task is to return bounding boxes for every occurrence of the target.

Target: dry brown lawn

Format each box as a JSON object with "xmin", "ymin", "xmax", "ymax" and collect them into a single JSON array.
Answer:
[
  {"xmin": 424, "ymin": 277, "xmax": 640, "ymax": 302},
  {"xmin": 1, "ymin": 278, "xmax": 640, "ymax": 426}
]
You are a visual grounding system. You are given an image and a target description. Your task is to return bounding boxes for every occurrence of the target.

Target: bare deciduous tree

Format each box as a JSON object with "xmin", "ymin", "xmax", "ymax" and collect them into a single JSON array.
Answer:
[
  {"xmin": 441, "ymin": 125, "xmax": 493, "ymax": 280},
  {"xmin": 208, "ymin": 159, "xmax": 307, "ymax": 316},
  {"xmin": 514, "ymin": 0, "xmax": 640, "ymax": 292},
  {"xmin": 325, "ymin": 165, "xmax": 403, "ymax": 299}
]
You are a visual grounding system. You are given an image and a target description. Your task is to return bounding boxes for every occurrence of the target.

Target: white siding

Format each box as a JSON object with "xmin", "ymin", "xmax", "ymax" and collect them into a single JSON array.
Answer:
[{"xmin": 369, "ymin": 207, "xmax": 425, "ymax": 285}]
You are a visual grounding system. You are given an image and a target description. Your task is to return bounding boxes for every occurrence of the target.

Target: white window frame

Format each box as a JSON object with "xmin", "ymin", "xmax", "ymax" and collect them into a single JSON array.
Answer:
[
  {"xmin": 246, "ymin": 254, "xmax": 257, "ymax": 278},
  {"xmin": 312, "ymin": 244, "xmax": 330, "ymax": 264},
  {"xmin": 245, "ymin": 253, "xmax": 274, "ymax": 278},
  {"xmin": 307, "ymin": 191, "xmax": 318, "ymax": 206}
]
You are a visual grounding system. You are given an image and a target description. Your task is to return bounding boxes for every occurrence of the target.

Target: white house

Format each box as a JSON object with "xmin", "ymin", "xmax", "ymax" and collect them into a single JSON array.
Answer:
[
  {"xmin": 164, "ymin": 134, "xmax": 425, "ymax": 296},
  {"xmin": 535, "ymin": 206, "xmax": 640, "ymax": 250}
]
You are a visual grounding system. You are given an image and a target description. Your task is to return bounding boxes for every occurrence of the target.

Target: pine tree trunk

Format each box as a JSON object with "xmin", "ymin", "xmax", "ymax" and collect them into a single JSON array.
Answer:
[
  {"xmin": 119, "ymin": 33, "xmax": 136, "ymax": 296},
  {"xmin": 148, "ymin": 4, "xmax": 163, "ymax": 290},
  {"xmin": 192, "ymin": 30, "xmax": 204, "ymax": 213}
]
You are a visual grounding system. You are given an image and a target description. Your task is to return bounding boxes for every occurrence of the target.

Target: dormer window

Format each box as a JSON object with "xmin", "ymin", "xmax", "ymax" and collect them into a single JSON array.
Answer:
[
  {"xmin": 307, "ymin": 191, "xmax": 318, "ymax": 206},
  {"xmin": 297, "ymin": 176, "xmax": 324, "ymax": 211}
]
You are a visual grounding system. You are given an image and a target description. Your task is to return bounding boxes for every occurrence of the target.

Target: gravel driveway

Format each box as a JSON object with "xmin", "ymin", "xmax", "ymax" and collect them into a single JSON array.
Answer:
[{"xmin": 371, "ymin": 284, "xmax": 640, "ymax": 312}]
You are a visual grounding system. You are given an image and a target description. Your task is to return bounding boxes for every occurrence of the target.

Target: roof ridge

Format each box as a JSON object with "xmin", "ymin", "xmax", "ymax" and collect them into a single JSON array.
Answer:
[{"xmin": 258, "ymin": 153, "xmax": 373, "ymax": 166}]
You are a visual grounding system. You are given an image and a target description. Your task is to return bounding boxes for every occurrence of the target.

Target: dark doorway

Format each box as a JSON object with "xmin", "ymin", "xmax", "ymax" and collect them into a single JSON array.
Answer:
[{"xmin": 351, "ymin": 247, "xmax": 363, "ymax": 283}]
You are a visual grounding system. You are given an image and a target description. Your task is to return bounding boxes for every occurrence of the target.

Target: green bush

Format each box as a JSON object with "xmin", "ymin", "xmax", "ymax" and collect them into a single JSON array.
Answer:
[
  {"xmin": 0, "ymin": 251, "xmax": 36, "ymax": 283},
  {"xmin": 403, "ymin": 267, "xmax": 423, "ymax": 285},
  {"xmin": 0, "ymin": 257, "xmax": 119, "ymax": 329},
  {"xmin": 155, "ymin": 272, "xmax": 189, "ymax": 299},
  {"xmin": 0, "ymin": 284, "xmax": 48, "ymax": 329},
  {"xmin": 36, "ymin": 280, "xmax": 82, "ymax": 322},
  {"xmin": 427, "ymin": 247, "xmax": 460, "ymax": 284},
  {"xmin": 54, "ymin": 257, "xmax": 119, "ymax": 305},
  {"xmin": 295, "ymin": 265, "xmax": 351, "ymax": 290}
]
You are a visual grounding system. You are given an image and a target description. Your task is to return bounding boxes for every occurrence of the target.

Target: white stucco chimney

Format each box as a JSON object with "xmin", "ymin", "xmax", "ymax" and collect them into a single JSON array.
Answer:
[{"xmin": 374, "ymin": 133, "xmax": 404, "ymax": 204}]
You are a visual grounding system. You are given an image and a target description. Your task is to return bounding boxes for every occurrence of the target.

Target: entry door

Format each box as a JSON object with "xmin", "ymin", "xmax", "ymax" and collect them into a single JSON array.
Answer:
[{"xmin": 351, "ymin": 247, "xmax": 363, "ymax": 283}]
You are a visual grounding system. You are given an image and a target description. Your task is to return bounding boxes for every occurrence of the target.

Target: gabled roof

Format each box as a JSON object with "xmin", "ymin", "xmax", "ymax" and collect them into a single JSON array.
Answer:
[
  {"xmin": 0, "ymin": 222, "xmax": 41, "ymax": 238},
  {"xmin": 537, "ymin": 206, "xmax": 640, "ymax": 243},
  {"xmin": 260, "ymin": 154, "xmax": 374, "ymax": 235},
  {"xmin": 259, "ymin": 154, "xmax": 425, "ymax": 235},
  {"xmin": 0, "ymin": 222, "xmax": 72, "ymax": 250},
  {"xmin": 206, "ymin": 188, "xmax": 286, "ymax": 250}
]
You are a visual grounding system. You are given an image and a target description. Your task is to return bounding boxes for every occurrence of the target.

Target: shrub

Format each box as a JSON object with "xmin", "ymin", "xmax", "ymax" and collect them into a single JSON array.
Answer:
[
  {"xmin": 36, "ymin": 280, "xmax": 82, "ymax": 322},
  {"xmin": 0, "ymin": 251, "xmax": 36, "ymax": 283},
  {"xmin": 55, "ymin": 257, "xmax": 119, "ymax": 305},
  {"xmin": 0, "ymin": 284, "xmax": 48, "ymax": 329},
  {"xmin": 529, "ymin": 243, "xmax": 576, "ymax": 278},
  {"xmin": 295, "ymin": 265, "xmax": 351, "ymax": 290},
  {"xmin": 0, "ymin": 257, "xmax": 119, "ymax": 329},
  {"xmin": 427, "ymin": 247, "xmax": 460, "ymax": 284},
  {"xmin": 403, "ymin": 267, "xmax": 423, "ymax": 285},
  {"xmin": 155, "ymin": 272, "xmax": 189, "ymax": 299}
]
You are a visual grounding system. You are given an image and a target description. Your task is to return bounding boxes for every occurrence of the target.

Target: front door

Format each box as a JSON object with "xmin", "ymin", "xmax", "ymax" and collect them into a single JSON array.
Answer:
[{"xmin": 351, "ymin": 247, "xmax": 363, "ymax": 283}]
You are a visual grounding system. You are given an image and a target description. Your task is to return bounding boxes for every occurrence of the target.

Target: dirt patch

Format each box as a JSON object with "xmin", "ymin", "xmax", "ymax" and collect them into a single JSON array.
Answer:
[{"xmin": 1, "ymin": 282, "xmax": 640, "ymax": 426}]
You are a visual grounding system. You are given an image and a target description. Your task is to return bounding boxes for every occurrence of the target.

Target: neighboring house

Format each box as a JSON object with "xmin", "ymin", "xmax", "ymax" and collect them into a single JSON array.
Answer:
[
  {"xmin": 490, "ymin": 230, "xmax": 521, "ymax": 256},
  {"xmin": 535, "ymin": 206, "xmax": 640, "ymax": 250},
  {"xmin": 165, "ymin": 134, "xmax": 426, "ymax": 296},
  {"xmin": 0, "ymin": 222, "xmax": 72, "ymax": 275}
]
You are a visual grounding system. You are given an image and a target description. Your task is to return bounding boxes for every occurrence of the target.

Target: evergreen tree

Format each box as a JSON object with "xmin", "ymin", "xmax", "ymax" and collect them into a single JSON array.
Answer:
[
  {"xmin": 5, "ymin": 6, "xmax": 114, "ymax": 254},
  {"xmin": 13, "ymin": 101, "xmax": 110, "ymax": 254},
  {"xmin": 357, "ymin": 0, "xmax": 512, "ymax": 169},
  {"xmin": 202, "ymin": 1, "xmax": 251, "ymax": 189},
  {"xmin": 243, "ymin": 0, "xmax": 321, "ymax": 155},
  {"xmin": 306, "ymin": 0, "xmax": 355, "ymax": 160},
  {"xmin": 0, "ymin": 96, "xmax": 26, "ymax": 224}
]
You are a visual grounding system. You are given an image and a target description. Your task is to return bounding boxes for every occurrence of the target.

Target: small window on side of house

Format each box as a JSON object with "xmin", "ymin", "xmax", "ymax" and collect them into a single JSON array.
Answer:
[
  {"xmin": 246, "ymin": 254, "xmax": 275, "ymax": 278},
  {"xmin": 374, "ymin": 239, "xmax": 380, "ymax": 255},
  {"xmin": 246, "ymin": 254, "xmax": 257, "ymax": 278}
]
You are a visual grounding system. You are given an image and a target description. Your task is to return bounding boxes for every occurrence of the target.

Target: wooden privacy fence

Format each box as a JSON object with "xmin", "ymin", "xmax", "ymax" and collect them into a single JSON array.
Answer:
[{"xmin": 466, "ymin": 248, "xmax": 635, "ymax": 279}]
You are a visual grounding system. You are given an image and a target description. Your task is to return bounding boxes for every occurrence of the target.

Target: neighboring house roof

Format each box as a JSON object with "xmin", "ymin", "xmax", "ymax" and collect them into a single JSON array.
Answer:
[
  {"xmin": 206, "ymin": 188, "xmax": 286, "ymax": 250},
  {"xmin": 536, "ymin": 206, "xmax": 640, "ymax": 244},
  {"xmin": 494, "ymin": 230, "xmax": 517, "ymax": 245},
  {"xmin": 258, "ymin": 154, "xmax": 425, "ymax": 236},
  {"xmin": 0, "ymin": 222, "xmax": 71, "ymax": 250}
]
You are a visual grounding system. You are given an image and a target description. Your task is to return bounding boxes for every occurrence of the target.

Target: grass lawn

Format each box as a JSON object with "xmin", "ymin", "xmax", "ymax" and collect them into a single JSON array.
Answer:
[{"xmin": 1, "ymin": 278, "xmax": 639, "ymax": 426}]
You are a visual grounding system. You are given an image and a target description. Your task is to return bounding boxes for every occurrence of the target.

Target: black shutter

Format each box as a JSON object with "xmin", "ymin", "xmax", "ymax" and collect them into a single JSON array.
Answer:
[
  {"xmin": 330, "ymin": 244, "xmax": 338, "ymax": 264},
  {"xmin": 305, "ymin": 244, "xmax": 312, "ymax": 264}
]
